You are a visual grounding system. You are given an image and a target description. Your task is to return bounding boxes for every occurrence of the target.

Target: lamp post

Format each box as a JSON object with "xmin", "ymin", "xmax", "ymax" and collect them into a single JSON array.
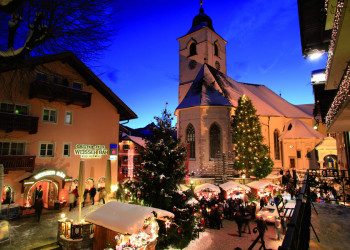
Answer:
[{"xmin": 242, "ymin": 173, "xmax": 246, "ymax": 185}]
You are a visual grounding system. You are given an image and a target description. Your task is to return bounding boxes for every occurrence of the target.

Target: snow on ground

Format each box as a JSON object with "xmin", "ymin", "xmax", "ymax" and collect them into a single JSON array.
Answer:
[{"xmin": 310, "ymin": 203, "xmax": 350, "ymax": 250}]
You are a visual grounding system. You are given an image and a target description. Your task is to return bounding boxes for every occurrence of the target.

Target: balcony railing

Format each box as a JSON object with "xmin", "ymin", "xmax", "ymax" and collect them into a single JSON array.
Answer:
[
  {"xmin": 29, "ymin": 80, "xmax": 92, "ymax": 107},
  {"xmin": 0, "ymin": 155, "xmax": 36, "ymax": 174},
  {"xmin": 0, "ymin": 112, "xmax": 39, "ymax": 134}
]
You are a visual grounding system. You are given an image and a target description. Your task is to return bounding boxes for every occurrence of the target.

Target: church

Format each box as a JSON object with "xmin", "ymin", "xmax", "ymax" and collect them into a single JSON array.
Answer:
[{"xmin": 174, "ymin": 4, "xmax": 336, "ymax": 177}]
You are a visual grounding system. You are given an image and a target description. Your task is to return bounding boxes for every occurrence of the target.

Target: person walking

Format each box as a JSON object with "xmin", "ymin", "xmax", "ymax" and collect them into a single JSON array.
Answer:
[
  {"xmin": 257, "ymin": 217, "xmax": 268, "ymax": 243},
  {"xmin": 34, "ymin": 197, "xmax": 44, "ymax": 222},
  {"xmin": 72, "ymin": 186, "xmax": 78, "ymax": 207},
  {"xmin": 235, "ymin": 212, "xmax": 244, "ymax": 237},
  {"xmin": 83, "ymin": 189, "xmax": 88, "ymax": 207},
  {"xmin": 99, "ymin": 188, "xmax": 106, "ymax": 204},
  {"xmin": 275, "ymin": 216, "xmax": 283, "ymax": 241},
  {"xmin": 90, "ymin": 186, "xmax": 96, "ymax": 205}
]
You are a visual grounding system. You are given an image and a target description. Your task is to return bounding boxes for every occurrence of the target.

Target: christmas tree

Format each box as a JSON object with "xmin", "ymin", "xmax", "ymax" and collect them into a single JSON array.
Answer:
[
  {"xmin": 126, "ymin": 105, "xmax": 196, "ymax": 249},
  {"xmin": 232, "ymin": 95, "xmax": 273, "ymax": 178}
]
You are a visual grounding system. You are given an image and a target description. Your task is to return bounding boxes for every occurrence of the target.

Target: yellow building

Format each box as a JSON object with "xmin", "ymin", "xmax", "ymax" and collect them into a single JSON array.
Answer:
[{"xmin": 0, "ymin": 52, "xmax": 136, "ymax": 209}]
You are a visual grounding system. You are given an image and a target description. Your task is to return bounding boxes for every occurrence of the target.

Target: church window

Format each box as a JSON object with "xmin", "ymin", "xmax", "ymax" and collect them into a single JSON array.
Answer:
[
  {"xmin": 214, "ymin": 43, "xmax": 219, "ymax": 57},
  {"xmin": 210, "ymin": 123, "xmax": 221, "ymax": 159},
  {"xmin": 274, "ymin": 129, "xmax": 280, "ymax": 160},
  {"xmin": 189, "ymin": 42, "xmax": 197, "ymax": 56},
  {"xmin": 186, "ymin": 124, "xmax": 195, "ymax": 159}
]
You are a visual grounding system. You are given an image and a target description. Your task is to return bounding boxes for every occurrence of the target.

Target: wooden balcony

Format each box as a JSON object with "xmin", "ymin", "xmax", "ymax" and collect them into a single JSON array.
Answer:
[
  {"xmin": 0, "ymin": 155, "xmax": 35, "ymax": 174},
  {"xmin": 0, "ymin": 112, "xmax": 39, "ymax": 134},
  {"xmin": 29, "ymin": 80, "xmax": 92, "ymax": 107}
]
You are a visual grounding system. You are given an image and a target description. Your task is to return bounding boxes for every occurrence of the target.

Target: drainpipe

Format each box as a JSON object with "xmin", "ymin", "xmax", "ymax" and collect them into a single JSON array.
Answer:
[{"xmin": 268, "ymin": 116, "xmax": 271, "ymax": 158}]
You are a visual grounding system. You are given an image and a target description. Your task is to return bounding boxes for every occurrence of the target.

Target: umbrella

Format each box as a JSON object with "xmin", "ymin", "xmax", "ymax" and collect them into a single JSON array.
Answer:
[
  {"xmin": 105, "ymin": 159, "xmax": 111, "ymax": 199},
  {"xmin": 0, "ymin": 164, "xmax": 3, "ymax": 215},
  {"xmin": 78, "ymin": 159, "xmax": 85, "ymax": 222}
]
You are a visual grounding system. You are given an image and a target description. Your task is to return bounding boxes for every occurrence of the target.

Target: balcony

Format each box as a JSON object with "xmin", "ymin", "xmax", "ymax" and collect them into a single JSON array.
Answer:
[
  {"xmin": 29, "ymin": 80, "xmax": 92, "ymax": 107},
  {"xmin": 0, "ymin": 155, "xmax": 35, "ymax": 174},
  {"xmin": 0, "ymin": 112, "xmax": 39, "ymax": 134}
]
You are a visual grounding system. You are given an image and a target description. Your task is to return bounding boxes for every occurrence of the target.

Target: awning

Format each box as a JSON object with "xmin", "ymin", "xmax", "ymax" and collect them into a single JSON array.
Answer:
[
  {"xmin": 219, "ymin": 181, "xmax": 251, "ymax": 192},
  {"xmin": 85, "ymin": 201, "xmax": 174, "ymax": 234},
  {"xmin": 194, "ymin": 183, "xmax": 220, "ymax": 193}
]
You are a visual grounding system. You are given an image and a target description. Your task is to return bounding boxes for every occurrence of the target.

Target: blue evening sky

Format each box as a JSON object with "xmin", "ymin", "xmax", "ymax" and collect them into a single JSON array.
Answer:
[{"xmin": 94, "ymin": 0, "xmax": 327, "ymax": 128}]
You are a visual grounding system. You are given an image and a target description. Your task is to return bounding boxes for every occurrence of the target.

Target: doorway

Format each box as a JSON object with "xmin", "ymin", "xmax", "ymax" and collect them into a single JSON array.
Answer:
[{"xmin": 27, "ymin": 180, "xmax": 59, "ymax": 209}]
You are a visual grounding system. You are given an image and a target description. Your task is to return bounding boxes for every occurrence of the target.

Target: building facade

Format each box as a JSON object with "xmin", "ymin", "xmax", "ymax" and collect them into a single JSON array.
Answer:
[
  {"xmin": 0, "ymin": 52, "xmax": 136, "ymax": 208},
  {"xmin": 175, "ymin": 5, "xmax": 335, "ymax": 177}
]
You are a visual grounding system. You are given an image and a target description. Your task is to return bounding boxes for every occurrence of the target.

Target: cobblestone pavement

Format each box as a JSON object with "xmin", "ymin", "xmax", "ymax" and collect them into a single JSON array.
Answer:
[{"xmin": 0, "ymin": 202, "xmax": 283, "ymax": 250}]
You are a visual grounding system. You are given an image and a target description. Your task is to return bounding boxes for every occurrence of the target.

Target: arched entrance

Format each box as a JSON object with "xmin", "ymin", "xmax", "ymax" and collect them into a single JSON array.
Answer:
[
  {"xmin": 2, "ymin": 185, "xmax": 14, "ymax": 204},
  {"xmin": 26, "ymin": 179, "xmax": 59, "ymax": 209},
  {"xmin": 323, "ymin": 155, "xmax": 337, "ymax": 169}
]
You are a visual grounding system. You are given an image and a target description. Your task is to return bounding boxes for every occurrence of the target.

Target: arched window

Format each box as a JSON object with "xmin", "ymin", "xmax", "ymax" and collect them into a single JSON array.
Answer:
[
  {"xmin": 274, "ymin": 129, "xmax": 280, "ymax": 160},
  {"xmin": 186, "ymin": 124, "xmax": 195, "ymax": 159},
  {"xmin": 210, "ymin": 123, "xmax": 221, "ymax": 158},
  {"xmin": 214, "ymin": 43, "xmax": 219, "ymax": 57},
  {"xmin": 189, "ymin": 42, "xmax": 197, "ymax": 56}
]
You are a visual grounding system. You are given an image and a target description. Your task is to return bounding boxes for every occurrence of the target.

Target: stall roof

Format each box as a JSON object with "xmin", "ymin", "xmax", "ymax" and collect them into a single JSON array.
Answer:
[
  {"xmin": 246, "ymin": 181, "xmax": 281, "ymax": 190},
  {"xmin": 219, "ymin": 181, "xmax": 251, "ymax": 192},
  {"xmin": 186, "ymin": 197, "xmax": 199, "ymax": 205},
  {"xmin": 85, "ymin": 201, "xmax": 174, "ymax": 234},
  {"xmin": 194, "ymin": 183, "xmax": 220, "ymax": 193}
]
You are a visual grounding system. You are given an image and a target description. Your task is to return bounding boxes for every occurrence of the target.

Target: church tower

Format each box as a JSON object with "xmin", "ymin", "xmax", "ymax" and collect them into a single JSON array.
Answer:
[{"xmin": 177, "ymin": 2, "xmax": 227, "ymax": 104}]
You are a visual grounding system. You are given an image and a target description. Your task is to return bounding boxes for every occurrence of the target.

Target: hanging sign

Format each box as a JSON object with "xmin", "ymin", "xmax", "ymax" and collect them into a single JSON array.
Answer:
[
  {"xmin": 74, "ymin": 144, "xmax": 108, "ymax": 158},
  {"xmin": 34, "ymin": 170, "xmax": 66, "ymax": 180}
]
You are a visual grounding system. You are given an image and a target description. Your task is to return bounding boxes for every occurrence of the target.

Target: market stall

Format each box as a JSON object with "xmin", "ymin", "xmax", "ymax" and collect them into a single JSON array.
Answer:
[
  {"xmin": 219, "ymin": 181, "xmax": 251, "ymax": 199},
  {"xmin": 85, "ymin": 201, "xmax": 174, "ymax": 250},
  {"xmin": 194, "ymin": 183, "xmax": 220, "ymax": 201},
  {"xmin": 246, "ymin": 181, "xmax": 282, "ymax": 197}
]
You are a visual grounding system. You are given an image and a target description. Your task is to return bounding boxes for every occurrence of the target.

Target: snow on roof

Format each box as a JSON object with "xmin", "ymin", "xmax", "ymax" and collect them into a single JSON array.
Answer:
[
  {"xmin": 279, "ymin": 119, "xmax": 326, "ymax": 140},
  {"xmin": 122, "ymin": 134, "xmax": 147, "ymax": 148},
  {"xmin": 178, "ymin": 184, "xmax": 190, "ymax": 192},
  {"xmin": 177, "ymin": 64, "xmax": 312, "ymax": 119},
  {"xmin": 194, "ymin": 183, "xmax": 221, "ymax": 193},
  {"xmin": 219, "ymin": 181, "xmax": 251, "ymax": 192},
  {"xmin": 186, "ymin": 197, "xmax": 199, "ymax": 205},
  {"xmin": 315, "ymin": 136, "xmax": 337, "ymax": 150},
  {"xmin": 295, "ymin": 104, "xmax": 315, "ymax": 117},
  {"xmin": 246, "ymin": 181, "xmax": 280, "ymax": 190},
  {"xmin": 85, "ymin": 201, "xmax": 174, "ymax": 234}
]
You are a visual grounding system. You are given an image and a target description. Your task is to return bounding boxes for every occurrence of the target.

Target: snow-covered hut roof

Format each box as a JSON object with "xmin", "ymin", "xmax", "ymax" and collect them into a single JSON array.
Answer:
[
  {"xmin": 85, "ymin": 201, "xmax": 174, "ymax": 234},
  {"xmin": 177, "ymin": 64, "xmax": 312, "ymax": 119},
  {"xmin": 279, "ymin": 119, "xmax": 326, "ymax": 140},
  {"xmin": 246, "ymin": 181, "xmax": 280, "ymax": 190},
  {"xmin": 186, "ymin": 197, "xmax": 199, "ymax": 205},
  {"xmin": 219, "ymin": 181, "xmax": 251, "ymax": 192},
  {"xmin": 194, "ymin": 183, "xmax": 220, "ymax": 193}
]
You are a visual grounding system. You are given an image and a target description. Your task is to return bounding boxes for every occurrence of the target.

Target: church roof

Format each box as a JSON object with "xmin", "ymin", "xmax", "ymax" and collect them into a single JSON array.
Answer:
[
  {"xmin": 177, "ymin": 64, "xmax": 313, "ymax": 119},
  {"xmin": 186, "ymin": 6, "xmax": 215, "ymax": 35},
  {"xmin": 279, "ymin": 119, "xmax": 326, "ymax": 140}
]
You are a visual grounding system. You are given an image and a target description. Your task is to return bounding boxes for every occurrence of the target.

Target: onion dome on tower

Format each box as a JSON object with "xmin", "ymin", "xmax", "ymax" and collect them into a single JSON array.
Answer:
[{"xmin": 187, "ymin": 1, "xmax": 214, "ymax": 35}]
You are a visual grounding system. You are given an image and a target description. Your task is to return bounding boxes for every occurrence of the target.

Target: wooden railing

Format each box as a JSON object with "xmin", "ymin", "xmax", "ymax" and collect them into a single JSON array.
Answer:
[
  {"xmin": 29, "ymin": 80, "xmax": 92, "ymax": 107},
  {"xmin": 0, "ymin": 155, "xmax": 36, "ymax": 173},
  {"xmin": 0, "ymin": 112, "xmax": 39, "ymax": 134}
]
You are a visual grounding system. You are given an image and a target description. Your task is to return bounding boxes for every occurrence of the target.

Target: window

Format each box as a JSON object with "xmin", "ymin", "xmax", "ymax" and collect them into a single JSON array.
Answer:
[
  {"xmin": 186, "ymin": 124, "xmax": 195, "ymax": 159},
  {"xmin": 122, "ymin": 167, "xmax": 128, "ymax": 175},
  {"xmin": 123, "ymin": 144, "xmax": 130, "ymax": 151},
  {"xmin": 214, "ymin": 43, "xmax": 219, "ymax": 56},
  {"xmin": 65, "ymin": 111, "xmax": 72, "ymax": 125},
  {"xmin": 0, "ymin": 102, "xmax": 28, "ymax": 115},
  {"xmin": 63, "ymin": 143, "xmax": 71, "ymax": 157},
  {"xmin": 274, "ymin": 129, "xmax": 280, "ymax": 160},
  {"xmin": 210, "ymin": 123, "xmax": 221, "ymax": 158},
  {"xmin": 40, "ymin": 143, "xmax": 54, "ymax": 157},
  {"xmin": 122, "ymin": 156, "xmax": 128, "ymax": 163},
  {"xmin": 297, "ymin": 150, "xmax": 301, "ymax": 159},
  {"xmin": 133, "ymin": 156, "xmax": 140, "ymax": 164},
  {"xmin": 43, "ymin": 109, "xmax": 57, "ymax": 123},
  {"xmin": 36, "ymin": 72, "xmax": 48, "ymax": 82},
  {"xmin": 189, "ymin": 42, "xmax": 197, "ymax": 56},
  {"xmin": 0, "ymin": 142, "xmax": 25, "ymax": 155},
  {"xmin": 72, "ymin": 82, "xmax": 83, "ymax": 90},
  {"xmin": 306, "ymin": 150, "xmax": 312, "ymax": 159}
]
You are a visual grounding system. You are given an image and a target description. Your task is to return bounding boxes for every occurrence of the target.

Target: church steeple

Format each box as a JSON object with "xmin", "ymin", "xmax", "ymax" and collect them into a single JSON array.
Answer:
[{"xmin": 177, "ymin": 2, "xmax": 227, "ymax": 104}]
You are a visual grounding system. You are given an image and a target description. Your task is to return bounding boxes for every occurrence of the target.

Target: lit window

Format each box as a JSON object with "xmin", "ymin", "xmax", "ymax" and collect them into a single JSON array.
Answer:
[
  {"xmin": 63, "ymin": 144, "xmax": 71, "ymax": 157},
  {"xmin": 65, "ymin": 111, "xmax": 72, "ymax": 125},
  {"xmin": 40, "ymin": 143, "xmax": 54, "ymax": 157},
  {"xmin": 123, "ymin": 144, "xmax": 130, "ymax": 151},
  {"xmin": 0, "ymin": 102, "xmax": 28, "ymax": 115},
  {"xmin": 43, "ymin": 109, "xmax": 57, "ymax": 123}
]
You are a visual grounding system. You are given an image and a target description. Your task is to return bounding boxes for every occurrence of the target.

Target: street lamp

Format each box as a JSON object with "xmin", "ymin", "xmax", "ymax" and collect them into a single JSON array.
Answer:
[{"xmin": 242, "ymin": 173, "xmax": 246, "ymax": 185}]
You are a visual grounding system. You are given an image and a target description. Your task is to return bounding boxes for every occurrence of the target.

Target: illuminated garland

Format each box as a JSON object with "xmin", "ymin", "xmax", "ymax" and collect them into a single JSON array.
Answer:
[
  {"xmin": 325, "ymin": 63, "xmax": 350, "ymax": 128},
  {"xmin": 325, "ymin": 0, "xmax": 345, "ymax": 81},
  {"xmin": 324, "ymin": 0, "xmax": 329, "ymax": 12}
]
